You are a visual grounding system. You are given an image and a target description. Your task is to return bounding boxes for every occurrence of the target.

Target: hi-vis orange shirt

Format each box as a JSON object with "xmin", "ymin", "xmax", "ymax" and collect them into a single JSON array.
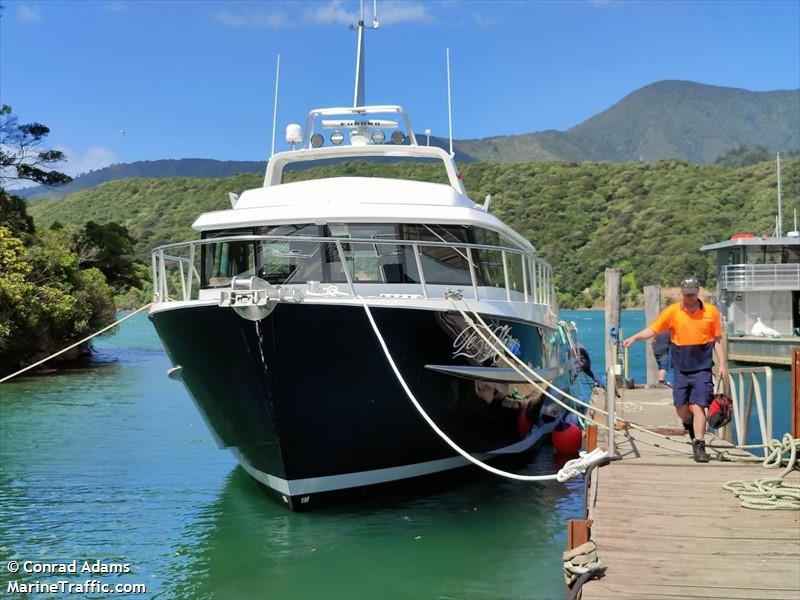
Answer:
[{"xmin": 650, "ymin": 300, "xmax": 722, "ymax": 372}]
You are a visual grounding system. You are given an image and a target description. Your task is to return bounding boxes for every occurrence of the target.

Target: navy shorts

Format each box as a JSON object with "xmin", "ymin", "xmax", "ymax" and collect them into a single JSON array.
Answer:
[
  {"xmin": 655, "ymin": 353, "xmax": 671, "ymax": 371},
  {"xmin": 672, "ymin": 369, "xmax": 713, "ymax": 408}
]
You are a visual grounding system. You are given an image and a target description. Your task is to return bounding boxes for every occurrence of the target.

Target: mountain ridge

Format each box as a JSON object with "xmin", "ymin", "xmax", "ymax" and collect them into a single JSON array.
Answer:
[{"xmin": 18, "ymin": 80, "xmax": 799, "ymax": 200}]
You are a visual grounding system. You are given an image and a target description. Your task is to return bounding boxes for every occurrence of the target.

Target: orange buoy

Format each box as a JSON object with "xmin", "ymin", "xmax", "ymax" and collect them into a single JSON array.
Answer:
[{"xmin": 552, "ymin": 423, "xmax": 582, "ymax": 455}]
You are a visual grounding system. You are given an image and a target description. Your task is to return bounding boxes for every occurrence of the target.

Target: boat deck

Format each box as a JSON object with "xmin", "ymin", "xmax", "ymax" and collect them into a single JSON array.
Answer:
[
  {"xmin": 581, "ymin": 387, "xmax": 800, "ymax": 600},
  {"xmin": 727, "ymin": 335, "xmax": 800, "ymax": 366}
]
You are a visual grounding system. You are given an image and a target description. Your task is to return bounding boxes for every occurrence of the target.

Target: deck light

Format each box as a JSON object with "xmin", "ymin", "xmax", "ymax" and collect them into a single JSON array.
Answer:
[
  {"xmin": 330, "ymin": 131, "xmax": 345, "ymax": 145},
  {"xmin": 370, "ymin": 130, "xmax": 386, "ymax": 144},
  {"xmin": 310, "ymin": 133, "xmax": 324, "ymax": 148},
  {"xmin": 391, "ymin": 130, "xmax": 405, "ymax": 145}
]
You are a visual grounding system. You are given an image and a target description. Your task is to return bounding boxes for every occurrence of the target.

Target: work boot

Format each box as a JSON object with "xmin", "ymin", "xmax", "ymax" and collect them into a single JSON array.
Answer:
[
  {"xmin": 682, "ymin": 418, "xmax": 695, "ymax": 441},
  {"xmin": 692, "ymin": 439, "xmax": 710, "ymax": 463}
]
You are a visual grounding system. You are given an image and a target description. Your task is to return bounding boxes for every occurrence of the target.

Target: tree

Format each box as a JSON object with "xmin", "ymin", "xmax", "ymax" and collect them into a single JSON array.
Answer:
[
  {"xmin": 73, "ymin": 221, "xmax": 142, "ymax": 291},
  {"xmin": 0, "ymin": 190, "xmax": 35, "ymax": 237},
  {"xmin": 0, "ymin": 104, "xmax": 73, "ymax": 189}
]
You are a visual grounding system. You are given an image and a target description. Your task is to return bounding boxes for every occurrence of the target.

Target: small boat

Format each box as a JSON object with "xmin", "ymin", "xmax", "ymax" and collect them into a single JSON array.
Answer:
[{"xmin": 149, "ymin": 8, "xmax": 578, "ymax": 509}]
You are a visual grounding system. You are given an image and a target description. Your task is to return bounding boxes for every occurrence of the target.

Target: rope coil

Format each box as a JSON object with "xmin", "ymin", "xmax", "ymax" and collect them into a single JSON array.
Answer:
[{"xmin": 723, "ymin": 434, "xmax": 800, "ymax": 510}]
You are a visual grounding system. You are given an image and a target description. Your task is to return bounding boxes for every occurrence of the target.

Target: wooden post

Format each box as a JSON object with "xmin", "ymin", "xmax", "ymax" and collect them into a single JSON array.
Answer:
[
  {"xmin": 792, "ymin": 347, "xmax": 800, "ymax": 439},
  {"xmin": 644, "ymin": 285, "xmax": 661, "ymax": 387},
  {"xmin": 567, "ymin": 519, "xmax": 592, "ymax": 549},
  {"xmin": 566, "ymin": 519, "xmax": 593, "ymax": 599},
  {"xmin": 604, "ymin": 268, "xmax": 621, "ymax": 375},
  {"xmin": 585, "ymin": 425, "xmax": 598, "ymax": 452}
]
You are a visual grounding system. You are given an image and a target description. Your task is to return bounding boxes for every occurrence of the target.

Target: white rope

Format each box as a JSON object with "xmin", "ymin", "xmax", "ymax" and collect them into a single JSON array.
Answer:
[
  {"xmin": 0, "ymin": 303, "xmax": 153, "ymax": 384},
  {"xmin": 453, "ymin": 301, "xmax": 693, "ymax": 445},
  {"xmin": 563, "ymin": 540, "xmax": 605, "ymax": 587},
  {"xmin": 723, "ymin": 434, "xmax": 800, "ymax": 510},
  {"xmin": 360, "ymin": 299, "xmax": 608, "ymax": 482}
]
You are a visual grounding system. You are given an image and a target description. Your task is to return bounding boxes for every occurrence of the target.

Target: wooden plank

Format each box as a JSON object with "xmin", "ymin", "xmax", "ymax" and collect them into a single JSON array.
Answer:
[
  {"xmin": 604, "ymin": 268, "xmax": 620, "ymax": 374},
  {"xmin": 580, "ymin": 407, "xmax": 800, "ymax": 600},
  {"xmin": 793, "ymin": 346, "xmax": 799, "ymax": 438},
  {"xmin": 644, "ymin": 285, "xmax": 661, "ymax": 386}
]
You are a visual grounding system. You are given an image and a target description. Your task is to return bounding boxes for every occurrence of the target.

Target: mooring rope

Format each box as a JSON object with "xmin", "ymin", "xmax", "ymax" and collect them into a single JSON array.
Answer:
[
  {"xmin": 0, "ymin": 303, "xmax": 153, "ymax": 384},
  {"xmin": 722, "ymin": 434, "xmax": 800, "ymax": 510},
  {"xmin": 360, "ymin": 299, "xmax": 609, "ymax": 482},
  {"xmin": 451, "ymin": 298, "xmax": 800, "ymax": 464},
  {"xmin": 563, "ymin": 540, "xmax": 605, "ymax": 600},
  {"xmin": 451, "ymin": 299, "xmax": 694, "ymax": 447}
]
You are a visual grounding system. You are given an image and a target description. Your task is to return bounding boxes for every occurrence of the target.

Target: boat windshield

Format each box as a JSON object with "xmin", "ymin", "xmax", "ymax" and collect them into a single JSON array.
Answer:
[{"xmin": 200, "ymin": 223, "xmax": 527, "ymax": 291}]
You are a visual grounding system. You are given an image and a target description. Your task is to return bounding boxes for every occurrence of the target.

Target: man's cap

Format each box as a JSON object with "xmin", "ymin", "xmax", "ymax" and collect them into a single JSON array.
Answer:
[{"xmin": 680, "ymin": 277, "xmax": 700, "ymax": 294}]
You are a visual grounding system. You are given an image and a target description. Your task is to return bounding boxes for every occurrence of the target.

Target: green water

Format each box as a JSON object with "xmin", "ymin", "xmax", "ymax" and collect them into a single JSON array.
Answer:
[
  {"xmin": 1, "ymin": 310, "xmax": 792, "ymax": 599},
  {"xmin": 0, "ymin": 313, "xmax": 585, "ymax": 599}
]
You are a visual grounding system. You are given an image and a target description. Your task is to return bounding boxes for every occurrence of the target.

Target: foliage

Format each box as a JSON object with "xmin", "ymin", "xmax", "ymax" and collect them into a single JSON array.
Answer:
[
  {"xmin": 28, "ymin": 157, "xmax": 800, "ymax": 309},
  {"xmin": 0, "ymin": 104, "xmax": 125, "ymax": 374},
  {"xmin": 0, "ymin": 190, "xmax": 35, "ymax": 238},
  {"xmin": 0, "ymin": 105, "xmax": 72, "ymax": 189},
  {"xmin": 714, "ymin": 145, "xmax": 772, "ymax": 168},
  {"xmin": 73, "ymin": 221, "xmax": 142, "ymax": 292},
  {"xmin": 0, "ymin": 225, "xmax": 116, "ymax": 374}
]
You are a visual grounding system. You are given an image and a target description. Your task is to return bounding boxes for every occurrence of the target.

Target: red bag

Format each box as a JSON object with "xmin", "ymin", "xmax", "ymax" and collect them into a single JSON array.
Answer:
[{"xmin": 707, "ymin": 393, "xmax": 732, "ymax": 429}]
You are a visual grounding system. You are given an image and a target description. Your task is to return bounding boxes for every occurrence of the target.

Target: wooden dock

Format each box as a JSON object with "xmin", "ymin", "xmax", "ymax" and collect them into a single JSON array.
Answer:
[{"xmin": 579, "ymin": 386, "xmax": 800, "ymax": 600}]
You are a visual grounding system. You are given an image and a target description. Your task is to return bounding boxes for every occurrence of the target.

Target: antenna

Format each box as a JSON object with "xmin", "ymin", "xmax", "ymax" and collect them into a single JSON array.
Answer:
[
  {"xmin": 270, "ymin": 54, "xmax": 281, "ymax": 157},
  {"xmin": 351, "ymin": 0, "xmax": 379, "ymax": 108},
  {"xmin": 777, "ymin": 152, "xmax": 782, "ymax": 237},
  {"xmin": 446, "ymin": 48, "xmax": 454, "ymax": 157}
]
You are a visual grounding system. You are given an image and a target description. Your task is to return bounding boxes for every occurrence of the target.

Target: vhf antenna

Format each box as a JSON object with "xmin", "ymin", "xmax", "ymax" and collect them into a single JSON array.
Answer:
[
  {"xmin": 270, "ymin": 54, "xmax": 281, "ymax": 157},
  {"xmin": 446, "ymin": 48, "xmax": 454, "ymax": 157},
  {"xmin": 350, "ymin": 0, "xmax": 379, "ymax": 107}
]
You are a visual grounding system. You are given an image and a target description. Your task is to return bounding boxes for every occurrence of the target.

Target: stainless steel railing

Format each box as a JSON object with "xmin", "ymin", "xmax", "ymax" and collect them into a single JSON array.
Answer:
[
  {"xmin": 718, "ymin": 263, "xmax": 800, "ymax": 292},
  {"xmin": 150, "ymin": 234, "xmax": 558, "ymax": 311},
  {"xmin": 724, "ymin": 366, "xmax": 773, "ymax": 455}
]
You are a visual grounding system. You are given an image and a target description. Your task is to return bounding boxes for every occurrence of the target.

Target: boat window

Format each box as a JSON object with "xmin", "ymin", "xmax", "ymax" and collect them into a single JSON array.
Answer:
[
  {"xmin": 764, "ymin": 248, "xmax": 783, "ymax": 265},
  {"xmin": 202, "ymin": 240, "xmax": 257, "ymax": 288},
  {"xmin": 746, "ymin": 247, "xmax": 765, "ymax": 264},
  {"xmin": 507, "ymin": 253, "xmax": 526, "ymax": 296},
  {"xmin": 257, "ymin": 224, "xmax": 323, "ymax": 237},
  {"xmin": 258, "ymin": 238, "xmax": 324, "ymax": 284},
  {"xmin": 785, "ymin": 247, "xmax": 800, "ymax": 263}
]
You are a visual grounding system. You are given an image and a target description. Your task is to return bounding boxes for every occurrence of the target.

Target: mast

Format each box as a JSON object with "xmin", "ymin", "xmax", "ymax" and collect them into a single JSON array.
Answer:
[
  {"xmin": 352, "ymin": 0, "xmax": 379, "ymax": 107},
  {"xmin": 777, "ymin": 152, "xmax": 783, "ymax": 237}
]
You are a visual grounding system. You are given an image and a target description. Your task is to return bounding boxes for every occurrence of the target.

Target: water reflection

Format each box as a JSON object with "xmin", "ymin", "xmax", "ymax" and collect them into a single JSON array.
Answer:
[{"xmin": 165, "ymin": 452, "xmax": 582, "ymax": 600}]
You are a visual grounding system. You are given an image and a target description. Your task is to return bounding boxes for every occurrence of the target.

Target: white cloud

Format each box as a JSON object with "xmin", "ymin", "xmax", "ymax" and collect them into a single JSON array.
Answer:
[
  {"xmin": 379, "ymin": 1, "xmax": 436, "ymax": 25},
  {"xmin": 213, "ymin": 9, "xmax": 290, "ymax": 29},
  {"xmin": 471, "ymin": 11, "xmax": 500, "ymax": 27},
  {"xmin": 101, "ymin": 1, "xmax": 128, "ymax": 12},
  {"xmin": 55, "ymin": 146, "xmax": 118, "ymax": 177},
  {"xmin": 305, "ymin": 0, "xmax": 355, "ymax": 26},
  {"xmin": 213, "ymin": 1, "xmax": 436, "ymax": 30},
  {"xmin": 16, "ymin": 3, "xmax": 42, "ymax": 23}
]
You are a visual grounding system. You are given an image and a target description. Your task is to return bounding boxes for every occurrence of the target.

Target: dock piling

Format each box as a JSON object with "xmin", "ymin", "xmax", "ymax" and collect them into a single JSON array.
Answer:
[{"xmin": 643, "ymin": 285, "xmax": 661, "ymax": 387}]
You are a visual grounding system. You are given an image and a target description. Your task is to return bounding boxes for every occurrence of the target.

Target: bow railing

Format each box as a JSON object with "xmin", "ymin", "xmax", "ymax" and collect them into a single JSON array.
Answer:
[{"xmin": 151, "ymin": 234, "xmax": 557, "ymax": 312}]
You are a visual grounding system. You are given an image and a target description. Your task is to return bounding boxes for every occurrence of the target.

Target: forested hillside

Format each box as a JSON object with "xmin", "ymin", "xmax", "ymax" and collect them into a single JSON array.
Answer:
[{"xmin": 29, "ymin": 158, "xmax": 800, "ymax": 308}]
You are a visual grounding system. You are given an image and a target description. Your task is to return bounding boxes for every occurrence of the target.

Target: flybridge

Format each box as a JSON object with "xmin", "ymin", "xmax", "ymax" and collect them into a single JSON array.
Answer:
[{"xmin": 294, "ymin": 105, "xmax": 418, "ymax": 150}]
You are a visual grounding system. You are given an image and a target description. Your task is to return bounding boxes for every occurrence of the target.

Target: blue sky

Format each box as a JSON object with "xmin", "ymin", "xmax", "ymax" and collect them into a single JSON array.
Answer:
[{"xmin": 2, "ymin": 0, "xmax": 798, "ymax": 176}]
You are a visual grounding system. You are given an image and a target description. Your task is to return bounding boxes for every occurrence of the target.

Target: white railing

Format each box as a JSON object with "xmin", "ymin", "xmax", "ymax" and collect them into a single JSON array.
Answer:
[
  {"xmin": 724, "ymin": 366, "xmax": 773, "ymax": 455},
  {"xmin": 151, "ymin": 234, "xmax": 557, "ymax": 312},
  {"xmin": 718, "ymin": 263, "xmax": 800, "ymax": 292}
]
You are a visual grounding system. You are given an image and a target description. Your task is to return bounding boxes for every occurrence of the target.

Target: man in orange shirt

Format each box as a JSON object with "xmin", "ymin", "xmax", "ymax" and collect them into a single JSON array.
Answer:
[{"xmin": 623, "ymin": 278, "xmax": 727, "ymax": 462}]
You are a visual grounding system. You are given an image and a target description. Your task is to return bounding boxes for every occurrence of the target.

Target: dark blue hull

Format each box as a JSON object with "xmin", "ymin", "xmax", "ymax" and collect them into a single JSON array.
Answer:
[{"xmin": 150, "ymin": 302, "xmax": 570, "ymax": 510}]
